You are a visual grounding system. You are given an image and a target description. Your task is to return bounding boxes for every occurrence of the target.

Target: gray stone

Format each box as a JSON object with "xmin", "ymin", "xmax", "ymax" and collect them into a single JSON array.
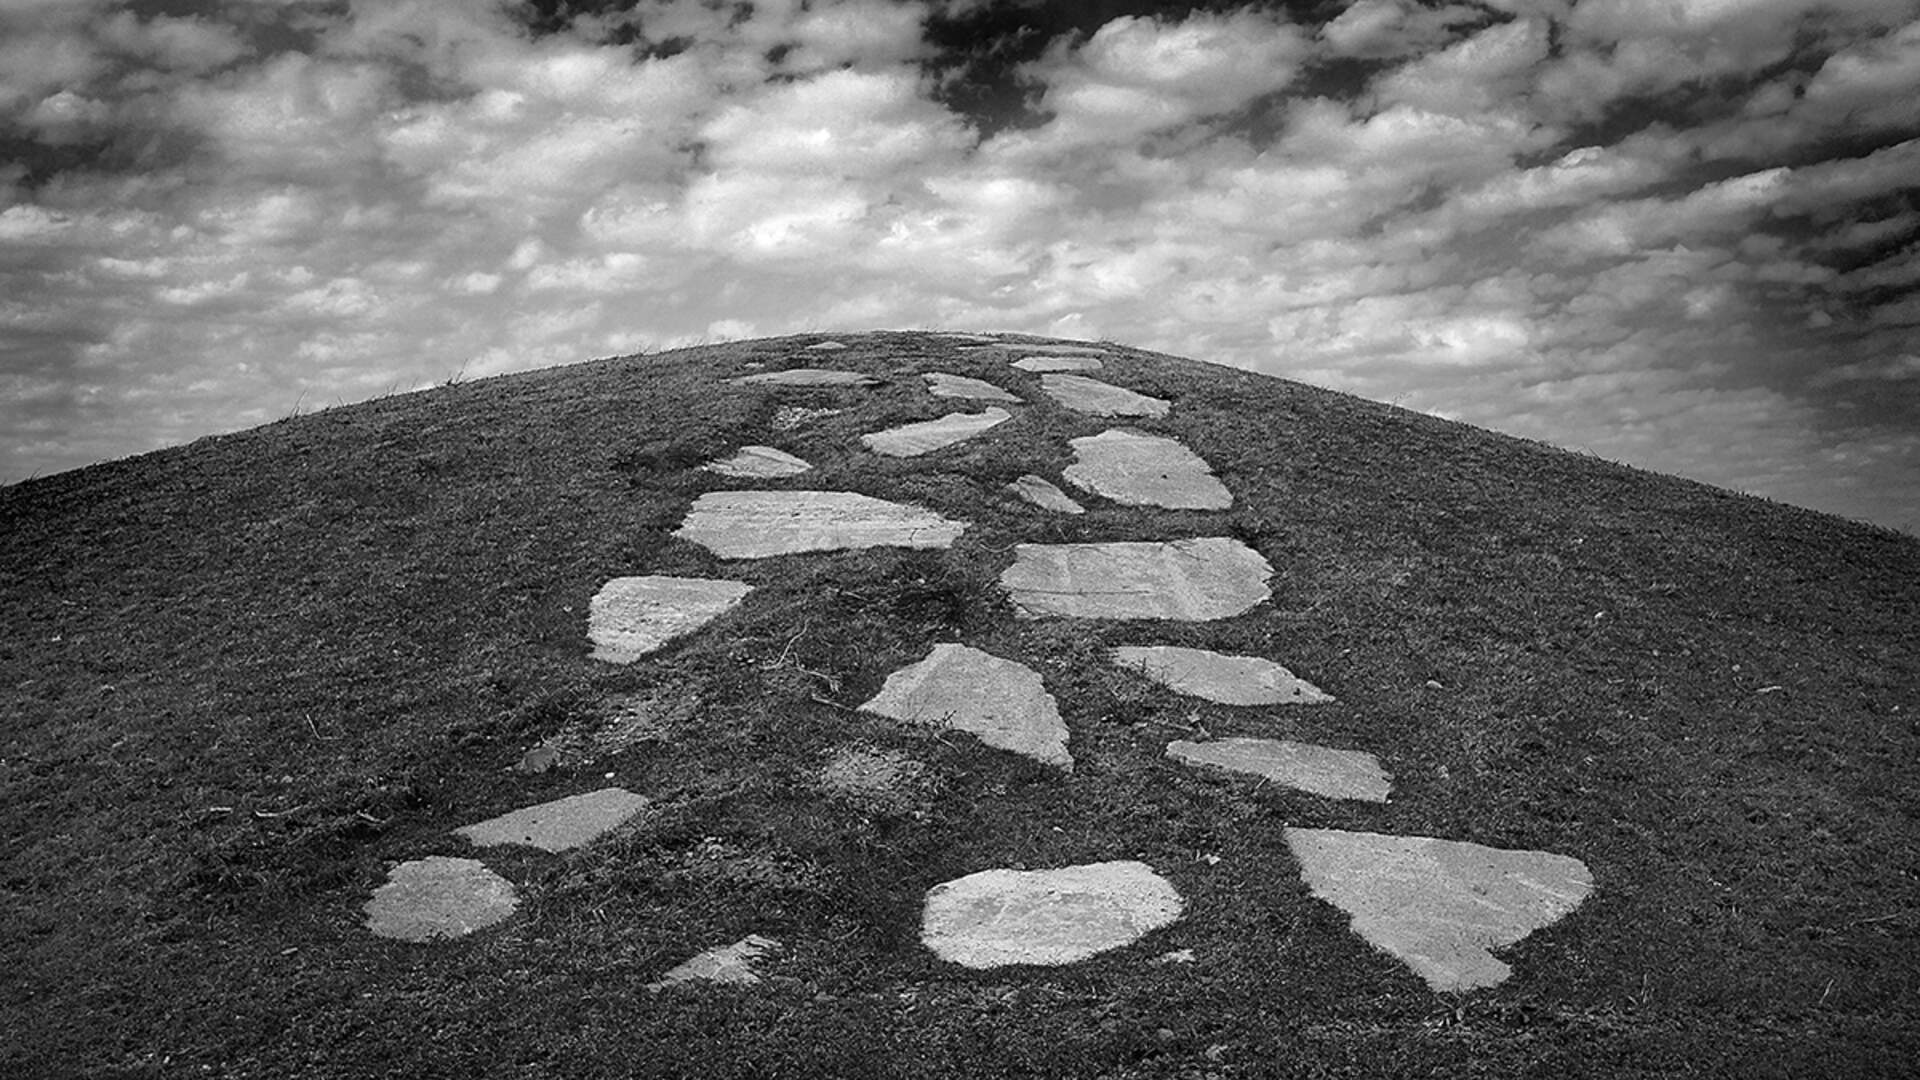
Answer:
[
  {"xmin": 647, "ymin": 935, "xmax": 780, "ymax": 991},
  {"xmin": 924, "ymin": 372, "xmax": 1020, "ymax": 403},
  {"xmin": 456, "ymin": 787, "xmax": 649, "ymax": 853},
  {"xmin": 806, "ymin": 341, "xmax": 847, "ymax": 350},
  {"xmin": 999, "ymin": 538, "xmax": 1272, "ymax": 620},
  {"xmin": 861, "ymin": 407, "xmax": 1012, "ymax": 457},
  {"xmin": 921, "ymin": 861, "xmax": 1182, "ymax": 968},
  {"xmin": 1012, "ymin": 355, "xmax": 1104, "ymax": 373},
  {"xmin": 1286, "ymin": 828, "xmax": 1594, "ymax": 991},
  {"xmin": 860, "ymin": 643, "xmax": 1071, "ymax": 769},
  {"xmin": 731, "ymin": 368, "xmax": 879, "ymax": 388},
  {"xmin": 1040, "ymin": 374, "xmax": 1170, "ymax": 417},
  {"xmin": 1166, "ymin": 738, "xmax": 1390, "ymax": 802},
  {"xmin": 703, "ymin": 445, "xmax": 812, "ymax": 478},
  {"xmin": 1010, "ymin": 343, "xmax": 1109, "ymax": 355},
  {"xmin": 1007, "ymin": 474, "xmax": 1085, "ymax": 515},
  {"xmin": 675, "ymin": 490, "xmax": 968, "ymax": 557},
  {"xmin": 365, "ymin": 856, "xmax": 518, "ymax": 942},
  {"xmin": 1110, "ymin": 646, "xmax": 1332, "ymax": 705},
  {"xmin": 588, "ymin": 576, "xmax": 753, "ymax": 663},
  {"xmin": 1063, "ymin": 429, "xmax": 1230, "ymax": 510}
]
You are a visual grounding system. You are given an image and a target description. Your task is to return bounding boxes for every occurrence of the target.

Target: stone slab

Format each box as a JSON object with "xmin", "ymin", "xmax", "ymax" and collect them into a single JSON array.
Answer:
[
  {"xmin": 1009, "ymin": 343, "xmax": 1109, "ymax": 355},
  {"xmin": 1040, "ymin": 374, "xmax": 1170, "ymax": 417},
  {"xmin": 999, "ymin": 538, "xmax": 1272, "ymax": 620},
  {"xmin": 675, "ymin": 490, "xmax": 968, "ymax": 557},
  {"xmin": 1285, "ymin": 828, "xmax": 1594, "ymax": 991},
  {"xmin": 924, "ymin": 372, "xmax": 1020, "ymax": 403},
  {"xmin": 806, "ymin": 341, "xmax": 847, "ymax": 350},
  {"xmin": 1063, "ymin": 429, "xmax": 1230, "ymax": 510},
  {"xmin": 1012, "ymin": 355, "xmax": 1104, "ymax": 373},
  {"xmin": 703, "ymin": 445, "xmax": 813, "ymax": 478},
  {"xmin": 1110, "ymin": 646, "xmax": 1332, "ymax": 705},
  {"xmin": 588, "ymin": 576, "xmax": 753, "ymax": 663},
  {"xmin": 921, "ymin": 861, "xmax": 1182, "ymax": 968},
  {"xmin": 647, "ymin": 935, "xmax": 780, "ymax": 991},
  {"xmin": 731, "ymin": 368, "xmax": 879, "ymax": 388},
  {"xmin": 1008, "ymin": 474, "xmax": 1085, "ymax": 514},
  {"xmin": 1167, "ymin": 738, "xmax": 1390, "ymax": 802},
  {"xmin": 456, "ymin": 787, "xmax": 649, "ymax": 853},
  {"xmin": 860, "ymin": 643, "xmax": 1071, "ymax": 769},
  {"xmin": 365, "ymin": 856, "xmax": 518, "ymax": 942},
  {"xmin": 862, "ymin": 407, "xmax": 1012, "ymax": 457}
]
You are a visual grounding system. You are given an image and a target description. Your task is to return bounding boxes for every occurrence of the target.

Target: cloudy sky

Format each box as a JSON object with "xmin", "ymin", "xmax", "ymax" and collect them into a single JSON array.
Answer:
[{"xmin": 2, "ymin": 0, "xmax": 1916, "ymax": 531}]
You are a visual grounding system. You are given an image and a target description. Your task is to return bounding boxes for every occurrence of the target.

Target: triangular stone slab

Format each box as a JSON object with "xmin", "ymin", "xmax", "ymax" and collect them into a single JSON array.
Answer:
[
  {"xmin": 1012, "ymin": 355, "xmax": 1103, "ymax": 373},
  {"xmin": 924, "ymin": 372, "xmax": 1020, "ymax": 403},
  {"xmin": 860, "ymin": 643, "xmax": 1071, "ymax": 769},
  {"xmin": 456, "ymin": 787, "xmax": 649, "ymax": 853},
  {"xmin": 861, "ymin": 407, "xmax": 1012, "ymax": 457},
  {"xmin": 731, "ymin": 368, "xmax": 879, "ymax": 388},
  {"xmin": 1040, "ymin": 374, "xmax": 1170, "ymax": 417},
  {"xmin": 921, "ymin": 861, "xmax": 1182, "ymax": 968},
  {"xmin": 646, "ymin": 935, "xmax": 780, "ymax": 991},
  {"xmin": 1063, "ymin": 429, "xmax": 1230, "ymax": 510},
  {"xmin": 675, "ymin": 490, "xmax": 968, "ymax": 557},
  {"xmin": 1167, "ymin": 738, "xmax": 1390, "ymax": 802},
  {"xmin": 365, "ymin": 856, "xmax": 518, "ymax": 942},
  {"xmin": 1285, "ymin": 828, "xmax": 1595, "ymax": 992},
  {"xmin": 588, "ymin": 576, "xmax": 753, "ymax": 663},
  {"xmin": 703, "ymin": 445, "xmax": 812, "ymax": 479},
  {"xmin": 1110, "ymin": 646, "xmax": 1332, "ymax": 705},
  {"xmin": 1008, "ymin": 474, "xmax": 1085, "ymax": 514},
  {"xmin": 999, "ymin": 538, "xmax": 1272, "ymax": 620}
]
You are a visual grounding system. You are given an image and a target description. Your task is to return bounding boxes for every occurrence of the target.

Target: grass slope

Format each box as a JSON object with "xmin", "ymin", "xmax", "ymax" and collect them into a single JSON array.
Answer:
[{"xmin": 2, "ymin": 331, "xmax": 1916, "ymax": 1079}]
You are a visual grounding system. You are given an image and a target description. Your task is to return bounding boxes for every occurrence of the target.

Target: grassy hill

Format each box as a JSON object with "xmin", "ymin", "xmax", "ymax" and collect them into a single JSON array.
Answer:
[{"xmin": 3, "ymin": 330, "xmax": 1916, "ymax": 1078}]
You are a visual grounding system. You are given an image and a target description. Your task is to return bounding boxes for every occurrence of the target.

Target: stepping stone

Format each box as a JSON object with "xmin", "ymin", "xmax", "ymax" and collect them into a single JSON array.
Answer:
[
  {"xmin": 921, "ymin": 861, "xmax": 1182, "ymax": 968},
  {"xmin": 1285, "ymin": 828, "xmax": 1595, "ymax": 992},
  {"xmin": 806, "ymin": 341, "xmax": 847, "ymax": 350},
  {"xmin": 1166, "ymin": 738, "xmax": 1390, "ymax": 802},
  {"xmin": 456, "ymin": 787, "xmax": 649, "ymax": 853},
  {"xmin": 1040, "ymin": 374, "xmax": 1169, "ymax": 417},
  {"xmin": 588, "ymin": 576, "xmax": 753, "ymax": 663},
  {"xmin": 675, "ymin": 490, "xmax": 968, "ymax": 557},
  {"xmin": 999, "ymin": 538, "xmax": 1272, "ymax": 620},
  {"xmin": 1010, "ymin": 343, "xmax": 1109, "ymax": 355},
  {"xmin": 1063, "ymin": 429, "xmax": 1230, "ymax": 510},
  {"xmin": 1110, "ymin": 646, "xmax": 1332, "ymax": 705},
  {"xmin": 1012, "ymin": 355, "xmax": 1104, "ymax": 373},
  {"xmin": 924, "ymin": 372, "xmax": 1020, "ymax": 403},
  {"xmin": 1007, "ymin": 474, "xmax": 1085, "ymax": 515},
  {"xmin": 861, "ymin": 407, "xmax": 1012, "ymax": 457},
  {"xmin": 364, "ymin": 856, "xmax": 518, "ymax": 942},
  {"xmin": 703, "ymin": 445, "xmax": 812, "ymax": 479},
  {"xmin": 731, "ymin": 368, "xmax": 880, "ymax": 388},
  {"xmin": 647, "ymin": 935, "xmax": 780, "ymax": 991},
  {"xmin": 860, "ymin": 643, "xmax": 1072, "ymax": 769}
]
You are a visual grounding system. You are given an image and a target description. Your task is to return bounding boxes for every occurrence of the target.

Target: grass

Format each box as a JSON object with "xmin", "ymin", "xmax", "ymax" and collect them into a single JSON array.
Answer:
[{"xmin": 2, "ymin": 330, "xmax": 1917, "ymax": 1078}]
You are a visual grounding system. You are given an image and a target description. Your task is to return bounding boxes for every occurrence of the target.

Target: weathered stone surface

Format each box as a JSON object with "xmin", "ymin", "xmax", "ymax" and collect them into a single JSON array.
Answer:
[
  {"xmin": 1012, "ymin": 355, "xmax": 1104, "ymax": 373},
  {"xmin": 806, "ymin": 340, "xmax": 847, "ymax": 350},
  {"xmin": 365, "ymin": 857, "xmax": 518, "ymax": 942},
  {"xmin": 921, "ymin": 861, "xmax": 1182, "ymax": 968},
  {"xmin": 924, "ymin": 372, "xmax": 1020, "ymax": 402},
  {"xmin": 703, "ymin": 445, "xmax": 813, "ymax": 478},
  {"xmin": 731, "ymin": 368, "xmax": 879, "ymax": 388},
  {"xmin": 1167, "ymin": 738, "xmax": 1390, "ymax": 802},
  {"xmin": 1285, "ymin": 828, "xmax": 1594, "ymax": 991},
  {"xmin": 861, "ymin": 407, "xmax": 1012, "ymax": 457},
  {"xmin": 1110, "ymin": 646, "xmax": 1332, "ymax": 705},
  {"xmin": 675, "ymin": 490, "xmax": 968, "ymax": 557},
  {"xmin": 1000, "ymin": 538, "xmax": 1272, "ymax": 620},
  {"xmin": 456, "ymin": 787, "xmax": 649, "ymax": 853},
  {"xmin": 1008, "ymin": 474, "xmax": 1085, "ymax": 514},
  {"xmin": 860, "ymin": 644, "xmax": 1071, "ymax": 768},
  {"xmin": 1063, "ymin": 429, "xmax": 1230, "ymax": 510},
  {"xmin": 1040, "ymin": 374, "xmax": 1170, "ymax": 417},
  {"xmin": 647, "ymin": 935, "xmax": 779, "ymax": 991},
  {"xmin": 588, "ymin": 576, "xmax": 753, "ymax": 663}
]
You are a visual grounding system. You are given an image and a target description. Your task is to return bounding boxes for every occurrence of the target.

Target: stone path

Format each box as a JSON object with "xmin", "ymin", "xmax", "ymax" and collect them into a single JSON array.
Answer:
[
  {"xmin": 1007, "ymin": 474, "xmax": 1085, "ymax": 514},
  {"xmin": 924, "ymin": 372, "xmax": 1020, "ymax": 402},
  {"xmin": 862, "ymin": 407, "xmax": 1011, "ymax": 457},
  {"xmin": 1040, "ymin": 373, "xmax": 1170, "ymax": 417},
  {"xmin": 859, "ymin": 643, "xmax": 1072, "ymax": 770},
  {"xmin": 588, "ymin": 576, "xmax": 753, "ymax": 663},
  {"xmin": 1063, "ymin": 429, "xmax": 1230, "ymax": 510},
  {"xmin": 675, "ymin": 490, "xmax": 968, "ymax": 557},
  {"xmin": 704, "ymin": 445, "xmax": 812, "ymax": 478}
]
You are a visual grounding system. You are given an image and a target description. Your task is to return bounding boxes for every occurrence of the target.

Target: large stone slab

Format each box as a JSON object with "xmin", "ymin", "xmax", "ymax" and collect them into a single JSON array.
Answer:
[
  {"xmin": 588, "ymin": 576, "xmax": 753, "ymax": 663},
  {"xmin": 1012, "ymin": 355, "xmax": 1104, "ymax": 373},
  {"xmin": 862, "ymin": 407, "xmax": 1012, "ymax": 457},
  {"xmin": 456, "ymin": 787, "xmax": 649, "ymax": 853},
  {"xmin": 675, "ymin": 490, "xmax": 968, "ymax": 557},
  {"xmin": 1063, "ymin": 429, "xmax": 1230, "ymax": 510},
  {"xmin": 1007, "ymin": 474, "xmax": 1085, "ymax": 514},
  {"xmin": 647, "ymin": 935, "xmax": 780, "ymax": 991},
  {"xmin": 703, "ymin": 445, "xmax": 812, "ymax": 478},
  {"xmin": 1285, "ymin": 828, "xmax": 1594, "ymax": 991},
  {"xmin": 365, "ymin": 857, "xmax": 518, "ymax": 942},
  {"xmin": 731, "ymin": 368, "xmax": 879, "ymax": 388},
  {"xmin": 860, "ymin": 643, "xmax": 1071, "ymax": 769},
  {"xmin": 924, "ymin": 372, "xmax": 1020, "ymax": 402},
  {"xmin": 1167, "ymin": 738, "xmax": 1390, "ymax": 802},
  {"xmin": 1040, "ymin": 374, "xmax": 1170, "ymax": 417},
  {"xmin": 921, "ymin": 861, "xmax": 1182, "ymax": 968},
  {"xmin": 999, "ymin": 538, "xmax": 1272, "ymax": 620},
  {"xmin": 1110, "ymin": 646, "xmax": 1332, "ymax": 705}
]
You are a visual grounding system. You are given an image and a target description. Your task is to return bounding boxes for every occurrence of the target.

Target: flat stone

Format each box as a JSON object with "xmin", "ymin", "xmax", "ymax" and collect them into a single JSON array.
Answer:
[
  {"xmin": 675, "ymin": 490, "xmax": 968, "ymax": 557},
  {"xmin": 647, "ymin": 935, "xmax": 780, "ymax": 991},
  {"xmin": 1007, "ymin": 474, "xmax": 1085, "ymax": 514},
  {"xmin": 924, "ymin": 372, "xmax": 1020, "ymax": 403},
  {"xmin": 1063, "ymin": 429, "xmax": 1230, "ymax": 510},
  {"xmin": 1110, "ymin": 646, "xmax": 1332, "ymax": 705},
  {"xmin": 456, "ymin": 787, "xmax": 649, "ymax": 853},
  {"xmin": 1167, "ymin": 738, "xmax": 1390, "ymax": 802},
  {"xmin": 703, "ymin": 445, "xmax": 812, "ymax": 478},
  {"xmin": 921, "ymin": 861, "xmax": 1182, "ymax": 968},
  {"xmin": 860, "ymin": 643, "xmax": 1071, "ymax": 768},
  {"xmin": 1010, "ymin": 343, "xmax": 1109, "ymax": 355},
  {"xmin": 1040, "ymin": 374, "xmax": 1170, "ymax": 417},
  {"xmin": 364, "ymin": 857, "xmax": 518, "ymax": 942},
  {"xmin": 806, "ymin": 341, "xmax": 847, "ymax": 350},
  {"xmin": 999, "ymin": 538, "xmax": 1272, "ymax": 620},
  {"xmin": 1012, "ymin": 355, "xmax": 1104, "ymax": 373},
  {"xmin": 731, "ymin": 368, "xmax": 879, "ymax": 388},
  {"xmin": 861, "ymin": 407, "xmax": 1012, "ymax": 457},
  {"xmin": 1285, "ymin": 828, "xmax": 1595, "ymax": 992},
  {"xmin": 588, "ymin": 576, "xmax": 753, "ymax": 663}
]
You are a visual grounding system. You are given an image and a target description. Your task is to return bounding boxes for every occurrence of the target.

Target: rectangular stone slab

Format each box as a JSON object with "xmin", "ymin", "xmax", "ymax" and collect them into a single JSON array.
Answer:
[
  {"xmin": 1110, "ymin": 645, "xmax": 1332, "ymax": 705},
  {"xmin": 861, "ymin": 407, "xmax": 1012, "ymax": 457},
  {"xmin": 999, "ymin": 538, "xmax": 1272, "ymax": 620},
  {"xmin": 1039, "ymin": 374, "xmax": 1170, "ymax": 417},
  {"xmin": 1166, "ymin": 737, "xmax": 1389, "ymax": 801},
  {"xmin": 457, "ymin": 787, "xmax": 649, "ymax": 853},
  {"xmin": 675, "ymin": 490, "xmax": 969, "ymax": 557},
  {"xmin": 730, "ymin": 368, "xmax": 879, "ymax": 387},
  {"xmin": 924, "ymin": 372, "xmax": 1020, "ymax": 402}
]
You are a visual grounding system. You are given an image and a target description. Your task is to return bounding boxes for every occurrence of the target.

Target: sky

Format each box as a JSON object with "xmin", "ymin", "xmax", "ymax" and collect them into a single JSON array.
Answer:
[{"xmin": 2, "ymin": 0, "xmax": 1916, "ymax": 532}]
